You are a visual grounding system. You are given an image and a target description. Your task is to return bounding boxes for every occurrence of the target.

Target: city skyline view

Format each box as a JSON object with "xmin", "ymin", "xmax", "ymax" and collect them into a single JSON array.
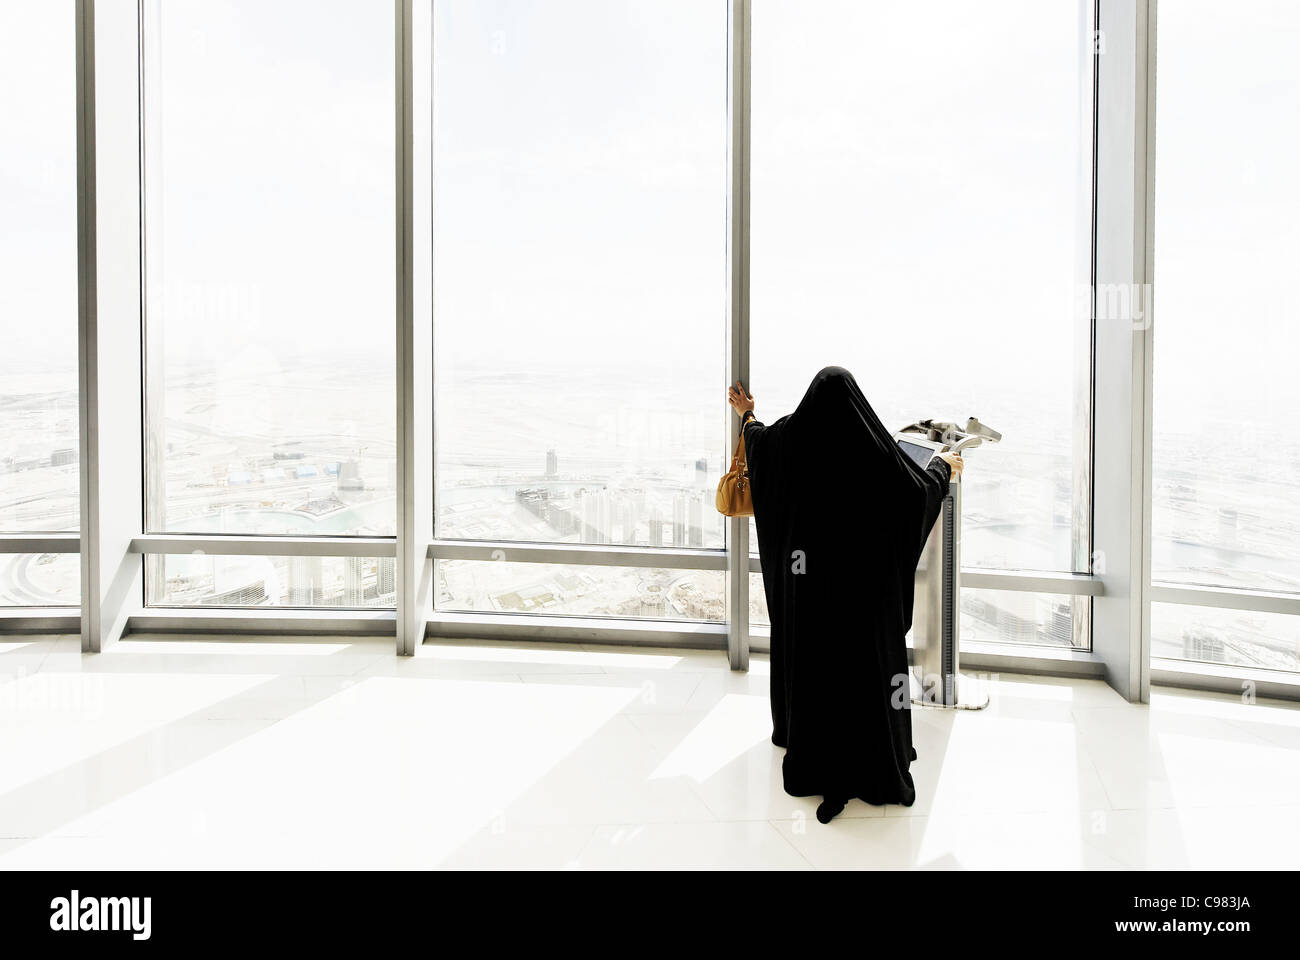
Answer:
[
  {"xmin": 5, "ymin": 349, "xmax": 1298, "ymax": 669},
  {"xmin": 2, "ymin": 0, "xmax": 1297, "ymax": 674}
]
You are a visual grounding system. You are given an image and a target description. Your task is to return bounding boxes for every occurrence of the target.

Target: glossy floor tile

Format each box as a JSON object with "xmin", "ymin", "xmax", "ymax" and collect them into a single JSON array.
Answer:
[{"xmin": 0, "ymin": 635, "xmax": 1296, "ymax": 869}]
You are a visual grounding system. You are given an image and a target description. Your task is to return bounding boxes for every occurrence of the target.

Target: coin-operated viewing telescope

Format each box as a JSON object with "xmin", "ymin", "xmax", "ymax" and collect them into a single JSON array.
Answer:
[{"xmin": 894, "ymin": 417, "xmax": 1002, "ymax": 709}]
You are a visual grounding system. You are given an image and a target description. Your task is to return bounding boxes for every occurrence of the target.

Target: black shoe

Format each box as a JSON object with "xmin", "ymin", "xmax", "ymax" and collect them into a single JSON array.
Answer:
[{"xmin": 816, "ymin": 797, "xmax": 847, "ymax": 824}]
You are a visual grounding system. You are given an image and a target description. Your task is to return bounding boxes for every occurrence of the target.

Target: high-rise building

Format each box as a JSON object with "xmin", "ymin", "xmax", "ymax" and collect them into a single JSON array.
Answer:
[
  {"xmin": 576, "ymin": 489, "xmax": 614, "ymax": 544},
  {"xmin": 376, "ymin": 557, "xmax": 395, "ymax": 598},
  {"xmin": 553, "ymin": 501, "xmax": 577, "ymax": 537},
  {"xmin": 582, "ymin": 491, "xmax": 600, "ymax": 543},
  {"xmin": 688, "ymin": 494, "xmax": 703, "ymax": 547},
  {"xmin": 545, "ymin": 448, "xmax": 558, "ymax": 477},
  {"xmin": 288, "ymin": 556, "xmax": 325, "ymax": 606},
  {"xmin": 344, "ymin": 556, "xmax": 366, "ymax": 606},
  {"xmin": 649, "ymin": 506, "xmax": 664, "ymax": 547},
  {"xmin": 338, "ymin": 459, "xmax": 364, "ymax": 491},
  {"xmin": 598, "ymin": 492, "xmax": 613, "ymax": 544},
  {"xmin": 620, "ymin": 500, "xmax": 637, "ymax": 543},
  {"xmin": 672, "ymin": 492, "xmax": 687, "ymax": 547},
  {"xmin": 1049, "ymin": 599, "xmax": 1072, "ymax": 646},
  {"xmin": 1183, "ymin": 627, "xmax": 1226, "ymax": 663}
]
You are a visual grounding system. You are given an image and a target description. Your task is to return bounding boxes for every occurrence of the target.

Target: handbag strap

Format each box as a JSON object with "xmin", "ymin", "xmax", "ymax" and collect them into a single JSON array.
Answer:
[{"xmin": 732, "ymin": 433, "xmax": 748, "ymax": 477}]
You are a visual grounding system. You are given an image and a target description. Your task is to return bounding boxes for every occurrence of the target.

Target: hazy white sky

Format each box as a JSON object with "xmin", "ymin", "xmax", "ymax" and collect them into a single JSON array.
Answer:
[
  {"xmin": 2, "ymin": 0, "xmax": 1297, "ymax": 445},
  {"xmin": 148, "ymin": 0, "xmax": 394, "ymax": 367},
  {"xmin": 749, "ymin": 0, "xmax": 1088, "ymax": 423},
  {"xmin": 0, "ymin": 2, "xmax": 77, "ymax": 372},
  {"xmin": 1154, "ymin": 0, "xmax": 1300, "ymax": 433},
  {"xmin": 433, "ymin": 0, "xmax": 726, "ymax": 379}
]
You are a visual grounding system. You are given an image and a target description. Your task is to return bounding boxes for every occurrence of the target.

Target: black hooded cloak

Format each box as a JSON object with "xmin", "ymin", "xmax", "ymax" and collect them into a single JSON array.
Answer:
[{"xmin": 743, "ymin": 366, "xmax": 950, "ymax": 808}]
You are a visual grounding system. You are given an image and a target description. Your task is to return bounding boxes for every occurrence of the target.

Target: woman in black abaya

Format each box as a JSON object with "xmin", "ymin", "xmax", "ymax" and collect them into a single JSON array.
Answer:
[{"xmin": 728, "ymin": 367, "xmax": 961, "ymax": 823}]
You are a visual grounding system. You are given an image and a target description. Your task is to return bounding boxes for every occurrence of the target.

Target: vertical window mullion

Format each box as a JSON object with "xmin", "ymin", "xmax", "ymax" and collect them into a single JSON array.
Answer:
[{"xmin": 725, "ymin": 0, "xmax": 751, "ymax": 671}]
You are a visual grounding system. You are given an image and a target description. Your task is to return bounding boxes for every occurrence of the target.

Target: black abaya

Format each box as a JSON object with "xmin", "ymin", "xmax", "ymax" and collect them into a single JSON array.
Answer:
[{"xmin": 743, "ymin": 366, "xmax": 951, "ymax": 809}]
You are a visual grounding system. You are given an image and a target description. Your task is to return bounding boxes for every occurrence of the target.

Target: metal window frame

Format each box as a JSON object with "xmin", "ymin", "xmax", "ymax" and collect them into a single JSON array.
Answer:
[
  {"xmin": 0, "ymin": 535, "xmax": 81, "ymax": 555},
  {"xmin": 394, "ymin": 0, "xmax": 435, "ymax": 656},
  {"xmin": 1073, "ymin": 0, "xmax": 1102, "ymax": 653},
  {"xmin": 1088, "ymin": 0, "xmax": 1156, "ymax": 701},
  {"xmin": 0, "ymin": 534, "xmax": 83, "ymax": 628},
  {"xmin": 1136, "ymin": 0, "xmax": 1300, "ymax": 694},
  {"xmin": 73, "ymin": 0, "xmax": 98, "ymax": 643},
  {"xmin": 72, "ymin": 0, "xmax": 149, "ymax": 653},
  {"xmin": 1149, "ymin": 583, "xmax": 1300, "ymax": 618},
  {"xmin": 29, "ymin": 0, "xmax": 1247, "ymax": 699},
  {"xmin": 724, "ymin": 0, "xmax": 752, "ymax": 671},
  {"xmin": 1150, "ymin": 656, "xmax": 1300, "ymax": 702}
]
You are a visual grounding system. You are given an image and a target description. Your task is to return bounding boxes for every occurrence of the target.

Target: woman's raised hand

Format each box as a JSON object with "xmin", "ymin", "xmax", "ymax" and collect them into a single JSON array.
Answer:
[{"xmin": 727, "ymin": 380, "xmax": 754, "ymax": 418}]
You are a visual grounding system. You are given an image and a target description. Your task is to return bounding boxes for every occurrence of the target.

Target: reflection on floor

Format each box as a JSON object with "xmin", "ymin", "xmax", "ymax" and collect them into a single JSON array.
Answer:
[{"xmin": 1, "ymin": 634, "xmax": 1298, "ymax": 869}]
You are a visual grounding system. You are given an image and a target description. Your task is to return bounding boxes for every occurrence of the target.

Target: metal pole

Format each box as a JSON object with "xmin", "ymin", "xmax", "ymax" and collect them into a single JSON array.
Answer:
[
  {"xmin": 395, "ymin": 0, "xmax": 416, "ymax": 654},
  {"xmin": 75, "ymin": 0, "xmax": 100, "ymax": 651},
  {"xmin": 395, "ymin": 0, "xmax": 435, "ymax": 655},
  {"xmin": 725, "ymin": 0, "xmax": 751, "ymax": 671}
]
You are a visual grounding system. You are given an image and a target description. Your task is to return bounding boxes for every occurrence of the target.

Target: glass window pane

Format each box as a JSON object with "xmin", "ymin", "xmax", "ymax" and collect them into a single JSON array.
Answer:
[
  {"xmin": 432, "ymin": 0, "xmax": 728, "ymax": 549},
  {"xmin": 750, "ymin": 572, "xmax": 769, "ymax": 627},
  {"xmin": 756, "ymin": 576, "xmax": 1081, "ymax": 651},
  {"xmin": 750, "ymin": 0, "xmax": 1091, "ymax": 574},
  {"xmin": 959, "ymin": 589, "xmax": 1080, "ymax": 649},
  {"xmin": 437, "ymin": 560, "xmax": 724, "ymax": 622},
  {"xmin": 142, "ymin": 0, "xmax": 396, "ymax": 538},
  {"xmin": 0, "ymin": 554, "xmax": 80, "ymax": 608},
  {"xmin": 1152, "ymin": 602, "xmax": 1300, "ymax": 674},
  {"xmin": 148, "ymin": 554, "xmax": 394, "ymax": 609},
  {"xmin": 0, "ymin": 4, "xmax": 79, "ymax": 535},
  {"xmin": 1152, "ymin": 1, "xmax": 1300, "ymax": 594}
]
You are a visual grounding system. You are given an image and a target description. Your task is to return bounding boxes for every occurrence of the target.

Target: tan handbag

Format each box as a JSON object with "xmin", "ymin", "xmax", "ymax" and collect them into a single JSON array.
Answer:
[{"xmin": 715, "ymin": 433, "xmax": 754, "ymax": 517}]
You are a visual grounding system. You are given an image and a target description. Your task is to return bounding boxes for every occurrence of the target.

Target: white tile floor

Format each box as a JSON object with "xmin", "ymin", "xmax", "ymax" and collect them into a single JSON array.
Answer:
[{"xmin": 1, "ymin": 634, "xmax": 1298, "ymax": 870}]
